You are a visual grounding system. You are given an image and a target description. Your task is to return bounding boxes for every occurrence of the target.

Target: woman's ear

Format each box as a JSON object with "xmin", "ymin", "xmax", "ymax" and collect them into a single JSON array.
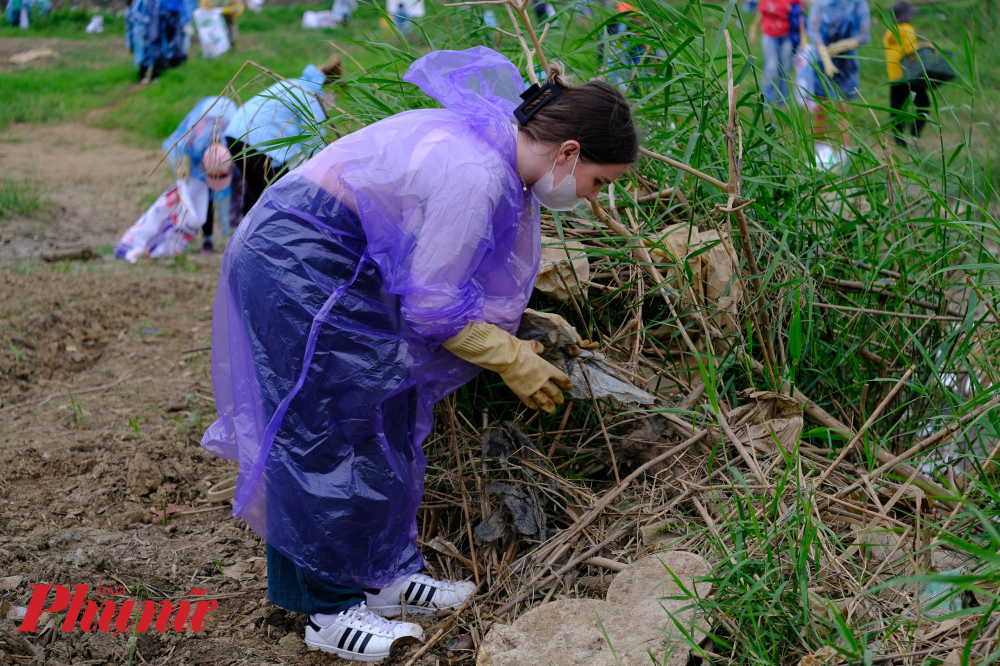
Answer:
[{"xmin": 556, "ymin": 140, "xmax": 581, "ymax": 164}]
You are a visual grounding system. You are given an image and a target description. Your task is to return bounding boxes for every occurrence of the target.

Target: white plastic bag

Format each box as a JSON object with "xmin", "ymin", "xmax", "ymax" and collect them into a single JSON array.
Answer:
[
  {"xmin": 85, "ymin": 15, "xmax": 103, "ymax": 33},
  {"xmin": 114, "ymin": 179, "xmax": 208, "ymax": 263},
  {"xmin": 193, "ymin": 7, "xmax": 230, "ymax": 59},
  {"xmin": 302, "ymin": 9, "xmax": 337, "ymax": 28},
  {"xmin": 385, "ymin": 0, "xmax": 423, "ymax": 18}
]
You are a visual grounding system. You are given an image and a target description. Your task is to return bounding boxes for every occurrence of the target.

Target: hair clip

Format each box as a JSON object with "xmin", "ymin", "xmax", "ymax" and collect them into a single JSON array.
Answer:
[{"xmin": 513, "ymin": 79, "xmax": 563, "ymax": 126}]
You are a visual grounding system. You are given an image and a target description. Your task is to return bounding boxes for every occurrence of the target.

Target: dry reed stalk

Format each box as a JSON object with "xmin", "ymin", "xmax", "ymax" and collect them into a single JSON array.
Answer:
[{"xmin": 814, "ymin": 367, "xmax": 914, "ymax": 487}]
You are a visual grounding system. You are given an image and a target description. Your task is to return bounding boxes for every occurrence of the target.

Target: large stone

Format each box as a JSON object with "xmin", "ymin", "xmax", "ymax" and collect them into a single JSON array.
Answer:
[{"xmin": 478, "ymin": 551, "xmax": 711, "ymax": 666}]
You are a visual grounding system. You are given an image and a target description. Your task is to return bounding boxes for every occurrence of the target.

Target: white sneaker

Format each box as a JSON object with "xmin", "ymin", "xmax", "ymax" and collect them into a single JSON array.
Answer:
[
  {"xmin": 305, "ymin": 602, "xmax": 423, "ymax": 662},
  {"xmin": 366, "ymin": 573, "xmax": 476, "ymax": 617}
]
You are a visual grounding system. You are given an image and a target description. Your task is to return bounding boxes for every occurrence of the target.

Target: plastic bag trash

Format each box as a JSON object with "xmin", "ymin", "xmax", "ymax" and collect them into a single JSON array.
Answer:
[
  {"xmin": 534, "ymin": 235, "xmax": 590, "ymax": 301},
  {"xmin": 193, "ymin": 8, "xmax": 230, "ymax": 58},
  {"xmin": 302, "ymin": 9, "xmax": 337, "ymax": 28},
  {"xmin": 246, "ymin": 0, "xmax": 262, "ymax": 11},
  {"xmin": 6, "ymin": 605, "xmax": 27, "ymax": 621},
  {"xmin": 85, "ymin": 15, "xmax": 103, "ymax": 33},
  {"xmin": 517, "ymin": 311, "xmax": 656, "ymax": 405},
  {"xmin": 814, "ymin": 142, "xmax": 850, "ymax": 173},
  {"xmin": 114, "ymin": 179, "xmax": 208, "ymax": 263},
  {"xmin": 917, "ymin": 567, "xmax": 967, "ymax": 618}
]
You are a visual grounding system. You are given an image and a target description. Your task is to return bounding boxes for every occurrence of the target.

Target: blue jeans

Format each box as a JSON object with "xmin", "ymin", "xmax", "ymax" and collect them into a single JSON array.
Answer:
[
  {"xmin": 266, "ymin": 544, "xmax": 369, "ymax": 615},
  {"xmin": 762, "ymin": 33, "xmax": 794, "ymax": 105}
]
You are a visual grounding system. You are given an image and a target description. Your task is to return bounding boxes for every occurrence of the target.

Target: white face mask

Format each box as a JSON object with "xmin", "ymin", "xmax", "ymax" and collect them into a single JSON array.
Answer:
[{"xmin": 531, "ymin": 152, "xmax": 584, "ymax": 211}]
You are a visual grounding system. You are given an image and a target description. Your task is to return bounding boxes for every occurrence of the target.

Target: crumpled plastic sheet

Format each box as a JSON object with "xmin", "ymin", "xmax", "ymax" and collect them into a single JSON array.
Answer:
[
  {"xmin": 200, "ymin": 47, "xmax": 537, "ymax": 588},
  {"xmin": 517, "ymin": 312, "xmax": 656, "ymax": 405},
  {"xmin": 475, "ymin": 481, "xmax": 545, "ymax": 543}
]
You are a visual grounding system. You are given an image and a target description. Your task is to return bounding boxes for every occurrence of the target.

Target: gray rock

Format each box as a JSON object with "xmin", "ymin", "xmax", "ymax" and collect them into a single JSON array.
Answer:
[
  {"xmin": 63, "ymin": 548, "xmax": 87, "ymax": 567},
  {"xmin": 478, "ymin": 551, "xmax": 711, "ymax": 666},
  {"xmin": 278, "ymin": 632, "xmax": 306, "ymax": 654}
]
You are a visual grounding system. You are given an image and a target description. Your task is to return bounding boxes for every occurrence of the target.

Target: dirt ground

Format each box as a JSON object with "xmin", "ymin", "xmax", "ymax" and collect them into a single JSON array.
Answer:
[{"xmin": 0, "ymin": 123, "xmax": 453, "ymax": 665}]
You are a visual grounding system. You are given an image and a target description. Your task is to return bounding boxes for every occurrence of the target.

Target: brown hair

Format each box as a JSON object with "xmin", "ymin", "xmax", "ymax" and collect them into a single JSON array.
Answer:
[{"xmin": 517, "ymin": 65, "xmax": 639, "ymax": 165}]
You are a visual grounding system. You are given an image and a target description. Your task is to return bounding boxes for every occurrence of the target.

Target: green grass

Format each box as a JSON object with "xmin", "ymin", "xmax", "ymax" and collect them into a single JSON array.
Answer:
[
  {"xmin": 0, "ymin": 3, "xmax": 387, "ymax": 142},
  {"xmin": 0, "ymin": 178, "xmax": 43, "ymax": 217}
]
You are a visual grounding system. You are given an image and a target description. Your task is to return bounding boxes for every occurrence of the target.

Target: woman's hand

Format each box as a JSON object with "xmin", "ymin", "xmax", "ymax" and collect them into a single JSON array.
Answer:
[
  {"xmin": 443, "ymin": 322, "xmax": 574, "ymax": 414},
  {"xmin": 826, "ymin": 37, "xmax": 859, "ymax": 55},
  {"xmin": 499, "ymin": 339, "xmax": 574, "ymax": 413},
  {"xmin": 817, "ymin": 43, "xmax": 839, "ymax": 77}
]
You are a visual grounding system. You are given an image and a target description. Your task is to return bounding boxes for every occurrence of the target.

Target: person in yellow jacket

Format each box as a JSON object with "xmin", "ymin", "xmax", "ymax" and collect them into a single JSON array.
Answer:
[
  {"xmin": 199, "ymin": 0, "xmax": 243, "ymax": 47},
  {"xmin": 884, "ymin": 1, "xmax": 929, "ymax": 147}
]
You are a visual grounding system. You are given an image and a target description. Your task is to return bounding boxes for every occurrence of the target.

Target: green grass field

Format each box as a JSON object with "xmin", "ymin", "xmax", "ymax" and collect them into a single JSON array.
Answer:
[
  {"xmin": 0, "ymin": 3, "xmax": 388, "ymax": 143},
  {"xmin": 0, "ymin": 0, "xmax": 995, "ymax": 175}
]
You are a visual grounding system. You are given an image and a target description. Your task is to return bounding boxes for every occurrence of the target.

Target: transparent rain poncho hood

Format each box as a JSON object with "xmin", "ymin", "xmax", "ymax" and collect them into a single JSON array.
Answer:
[
  {"xmin": 162, "ymin": 96, "xmax": 237, "ymax": 182},
  {"xmin": 201, "ymin": 47, "xmax": 537, "ymax": 588}
]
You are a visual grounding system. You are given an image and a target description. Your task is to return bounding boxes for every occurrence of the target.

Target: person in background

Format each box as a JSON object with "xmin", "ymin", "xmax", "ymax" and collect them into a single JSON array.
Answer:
[
  {"xmin": 158, "ymin": 0, "xmax": 193, "ymax": 70},
  {"xmin": 807, "ymin": 0, "xmax": 871, "ymax": 145},
  {"xmin": 125, "ymin": 0, "xmax": 192, "ymax": 83},
  {"xmin": 332, "ymin": 0, "xmax": 356, "ymax": 25},
  {"xmin": 223, "ymin": 55, "xmax": 343, "ymax": 217},
  {"xmin": 163, "ymin": 96, "xmax": 239, "ymax": 252},
  {"xmin": 749, "ymin": 0, "xmax": 804, "ymax": 106},
  {"xmin": 883, "ymin": 1, "xmax": 929, "ymax": 147},
  {"xmin": 199, "ymin": 0, "xmax": 243, "ymax": 47},
  {"xmin": 5, "ymin": 0, "xmax": 50, "ymax": 28}
]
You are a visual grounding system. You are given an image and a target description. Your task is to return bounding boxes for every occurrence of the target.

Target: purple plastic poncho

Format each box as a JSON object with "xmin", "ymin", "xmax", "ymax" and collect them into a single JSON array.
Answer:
[{"xmin": 201, "ymin": 47, "xmax": 537, "ymax": 588}]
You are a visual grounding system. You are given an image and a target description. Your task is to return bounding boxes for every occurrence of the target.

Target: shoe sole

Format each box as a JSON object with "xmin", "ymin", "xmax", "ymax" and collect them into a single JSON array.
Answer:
[
  {"xmin": 305, "ymin": 639, "xmax": 389, "ymax": 662},
  {"xmin": 371, "ymin": 603, "xmax": 462, "ymax": 618}
]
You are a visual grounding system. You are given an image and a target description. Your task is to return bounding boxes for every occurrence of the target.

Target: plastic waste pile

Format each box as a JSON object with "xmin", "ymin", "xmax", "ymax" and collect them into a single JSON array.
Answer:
[{"xmin": 114, "ymin": 179, "xmax": 208, "ymax": 263}]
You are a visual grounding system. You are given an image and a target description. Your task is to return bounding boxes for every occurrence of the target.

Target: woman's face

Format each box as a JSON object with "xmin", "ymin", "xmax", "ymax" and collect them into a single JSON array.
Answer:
[{"xmin": 549, "ymin": 140, "xmax": 632, "ymax": 202}]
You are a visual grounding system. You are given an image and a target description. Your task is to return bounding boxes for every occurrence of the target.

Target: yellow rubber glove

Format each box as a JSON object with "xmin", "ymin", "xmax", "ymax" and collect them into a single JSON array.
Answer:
[
  {"xmin": 222, "ymin": 0, "xmax": 244, "ymax": 18},
  {"xmin": 444, "ymin": 322, "xmax": 573, "ymax": 414},
  {"xmin": 817, "ymin": 44, "xmax": 838, "ymax": 77},
  {"xmin": 826, "ymin": 37, "xmax": 859, "ymax": 56},
  {"xmin": 523, "ymin": 309, "xmax": 599, "ymax": 350},
  {"xmin": 175, "ymin": 154, "xmax": 192, "ymax": 181}
]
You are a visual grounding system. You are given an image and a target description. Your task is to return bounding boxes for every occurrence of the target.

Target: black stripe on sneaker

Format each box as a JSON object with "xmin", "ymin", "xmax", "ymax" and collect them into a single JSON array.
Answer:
[
  {"xmin": 337, "ymin": 628, "xmax": 352, "ymax": 649},
  {"xmin": 307, "ymin": 619, "xmax": 322, "ymax": 632},
  {"xmin": 424, "ymin": 585, "xmax": 436, "ymax": 604},
  {"xmin": 358, "ymin": 632, "xmax": 374, "ymax": 654},
  {"xmin": 413, "ymin": 583, "xmax": 427, "ymax": 604},
  {"xmin": 405, "ymin": 581, "xmax": 416, "ymax": 601},
  {"xmin": 347, "ymin": 630, "xmax": 364, "ymax": 652}
]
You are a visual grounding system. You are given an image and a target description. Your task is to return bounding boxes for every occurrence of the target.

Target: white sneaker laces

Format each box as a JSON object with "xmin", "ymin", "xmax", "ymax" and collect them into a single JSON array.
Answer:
[{"xmin": 341, "ymin": 602, "xmax": 397, "ymax": 635}]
